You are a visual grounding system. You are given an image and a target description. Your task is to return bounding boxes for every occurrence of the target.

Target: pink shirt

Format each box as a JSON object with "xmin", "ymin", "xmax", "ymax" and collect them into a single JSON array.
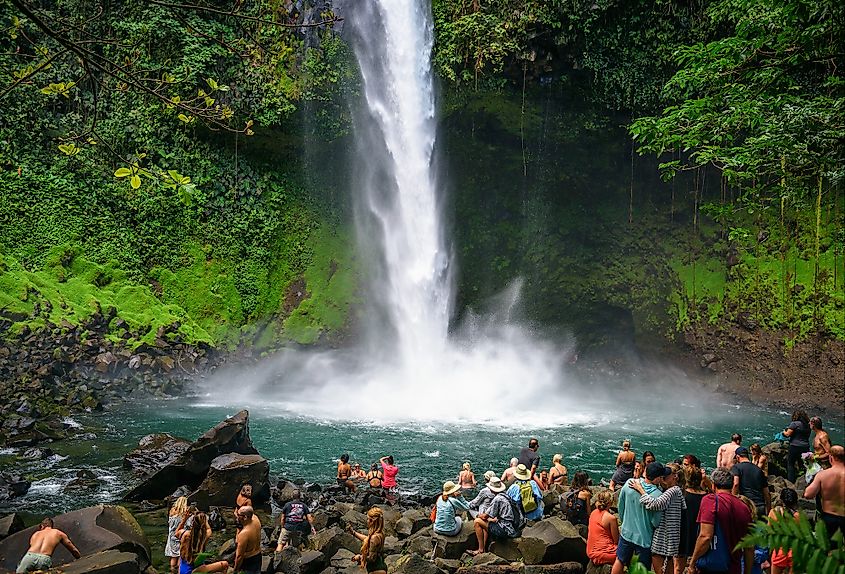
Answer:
[{"xmin": 382, "ymin": 463, "xmax": 398, "ymax": 488}]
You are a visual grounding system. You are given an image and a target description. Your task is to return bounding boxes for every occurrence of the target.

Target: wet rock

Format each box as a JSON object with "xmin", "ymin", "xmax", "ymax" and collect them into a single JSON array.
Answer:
[
  {"xmin": 125, "ymin": 410, "xmax": 259, "ymax": 502},
  {"xmin": 0, "ymin": 513, "xmax": 25, "ymax": 540},
  {"xmin": 123, "ymin": 433, "xmax": 192, "ymax": 476},
  {"xmin": 0, "ymin": 505, "xmax": 151, "ymax": 571},
  {"xmin": 21, "ymin": 447, "xmax": 54, "ymax": 460},
  {"xmin": 0, "ymin": 474, "xmax": 31, "ymax": 502},
  {"xmin": 188, "ymin": 452, "xmax": 270, "ymax": 509},
  {"xmin": 65, "ymin": 469, "xmax": 101, "ymax": 491}
]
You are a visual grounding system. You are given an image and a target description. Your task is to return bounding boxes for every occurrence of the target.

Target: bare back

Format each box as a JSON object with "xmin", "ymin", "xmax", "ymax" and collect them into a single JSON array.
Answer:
[
  {"xmin": 236, "ymin": 517, "xmax": 262, "ymax": 559},
  {"xmin": 814, "ymin": 430, "xmax": 831, "ymax": 460},
  {"xmin": 817, "ymin": 465, "xmax": 845, "ymax": 516},
  {"xmin": 27, "ymin": 528, "xmax": 68, "ymax": 556},
  {"xmin": 616, "ymin": 450, "xmax": 635, "ymax": 466}
]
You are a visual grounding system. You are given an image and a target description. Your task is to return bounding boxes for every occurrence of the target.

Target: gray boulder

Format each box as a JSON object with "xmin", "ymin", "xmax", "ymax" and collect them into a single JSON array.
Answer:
[
  {"xmin": 123, "ymin": 433, "xmax": 191, "ymax": 476},
  {"xmin": 0, "ymin": 505, "xmax": 150, "ymax": 572},
  {"xmin": 389, "ymin": 553, "xmax": 448, "ymax": 574},
  {"xmin": 761, "ymin": 442, "xmax": 788, "ymax": 478},
  {"xmin": 125, "ymin": 410, "xmax": 258, "ymax": 501},
  {"xmin": 188, "ymin": 453, "xmax": 270, "ymax": 509},
  {"xmin": 432, "ymin": 521, "xmax": 478, "ymax": 559},
  {"xmin": 0, "ymin": 514, "xmax": 25, "ymax": 541},
  {"xmin": 55, "ymin": 550, "xmax": 141, "ymax": 574},
  {"xmin": 490, "ymin": 517, "xmax": 586, "ymax": 565}
]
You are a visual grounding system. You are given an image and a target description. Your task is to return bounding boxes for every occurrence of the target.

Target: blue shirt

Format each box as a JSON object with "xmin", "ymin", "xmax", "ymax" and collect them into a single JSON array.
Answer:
[
  {"xmin": 507, "ymin": 479, "xmax": 544, "ymax": 521},
  {"xmin": 618, "ymin": 478, "xmax": 663, "ymax": 547},
  {"xmin": 434, "ymin": 495, "xmax": 470, "ymax": 533}
]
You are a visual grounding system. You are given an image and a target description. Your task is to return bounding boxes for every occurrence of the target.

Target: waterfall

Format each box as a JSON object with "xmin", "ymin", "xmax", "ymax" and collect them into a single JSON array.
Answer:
[{"xmin": 205, "ymin": 0, "xmax": 578, "ymax": 424}]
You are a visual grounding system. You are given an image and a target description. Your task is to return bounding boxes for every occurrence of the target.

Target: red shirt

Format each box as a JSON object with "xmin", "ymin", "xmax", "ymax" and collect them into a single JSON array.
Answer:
[
  {"xmin": 382, "ymin": 463, "xmax": 398, "ymax": 488},
  {"xmin": 697, "ymin": 492, "xmax": 752, "ymax": 574}
]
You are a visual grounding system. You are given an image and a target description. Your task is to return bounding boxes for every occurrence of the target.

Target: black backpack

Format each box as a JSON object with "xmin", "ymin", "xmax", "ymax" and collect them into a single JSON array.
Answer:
[{"xmin": 563, "ymin": 489, "xmax": 584, "ymax": 523}]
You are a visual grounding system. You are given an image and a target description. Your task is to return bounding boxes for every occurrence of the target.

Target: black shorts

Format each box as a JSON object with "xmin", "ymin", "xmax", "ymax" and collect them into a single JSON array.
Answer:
[
  {"xmin": 241, "ymin": 553, "xmax": 262, "ymax": 574},
  {"xmin": 820, "ymin": 510, "xmax": 845, "ymax": 537}
]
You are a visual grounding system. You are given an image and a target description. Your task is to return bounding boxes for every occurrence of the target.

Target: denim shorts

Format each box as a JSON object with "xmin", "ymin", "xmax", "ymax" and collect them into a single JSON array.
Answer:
[{"xmin": 616, "ymin": 535, "xmax": 652, "ymax": 568}]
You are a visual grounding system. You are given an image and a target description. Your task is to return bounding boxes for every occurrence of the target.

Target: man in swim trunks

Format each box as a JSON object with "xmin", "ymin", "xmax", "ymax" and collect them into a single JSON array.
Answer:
[
  {"xmin": 16, "ymin": 518, "xmax": 81, "ymax": 574},
  {"xmin": 803, "ymin": 445, "xmax": 845, "ymax": 537},
  {"xmin": 234, "ymin": 506, "xmax": 262, "ymax": 574},
  {"xmin": 810, "ymin": 417, "xmax": 832, "ymax": 468}
]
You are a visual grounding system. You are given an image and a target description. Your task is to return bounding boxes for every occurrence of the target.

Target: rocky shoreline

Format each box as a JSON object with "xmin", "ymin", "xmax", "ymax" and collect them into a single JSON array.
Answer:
[{"xmin": 0, "ymin": 411, "xmax": 820, "ymax": 574}]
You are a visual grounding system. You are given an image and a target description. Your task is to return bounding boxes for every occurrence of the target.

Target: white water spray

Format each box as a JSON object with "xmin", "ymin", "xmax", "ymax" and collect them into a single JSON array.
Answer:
[{"xmin": 205, "ymin": 0, "xmax": 579, "ymax": 423}]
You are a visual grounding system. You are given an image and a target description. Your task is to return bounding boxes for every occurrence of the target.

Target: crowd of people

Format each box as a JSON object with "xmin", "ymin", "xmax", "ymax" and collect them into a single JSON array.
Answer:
[{"xmin": 12, "ymin": 412, "xmax": 843, "ymax": 574}]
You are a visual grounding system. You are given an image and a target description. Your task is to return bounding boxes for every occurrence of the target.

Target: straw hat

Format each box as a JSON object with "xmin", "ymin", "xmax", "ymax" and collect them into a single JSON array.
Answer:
[
  {"xmin": 488, "ymin": 477, "xmax": 506, "ymax": 493},
  {"xmin": 514, "ymin": 464, "xmax": 531, "ymax": 481},
  {"xmin": 442, "ymin": 480, "xmax": 461, "ymax": 496}
]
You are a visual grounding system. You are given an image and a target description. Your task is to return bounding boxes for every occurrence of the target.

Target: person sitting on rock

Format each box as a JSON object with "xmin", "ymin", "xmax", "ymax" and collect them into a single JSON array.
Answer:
[
  {"xmin": 587, "ymin": 490, "xmax": 619, "ymax": 566},
  {"xmin": 351, "ymin": 462, "xmax": 367, "ymax": 480},
  {"xmin": 469, "ymin": 471, "xmax": 498, "ymax": 515},
  {"xmin": 458, "ymin": 462, "xmax": 477, "ymax": 491},
  {"xmin": 338, "ymin": 453, "xmax": 357, "ymax": 493},
  {"xmin": 275, "ymin": 489, "xmax": 316, "ymax": 551},
  {"xmin": 506, "ymin": 464, "xmax": 544, "ymax": 521},
  {"xmin": 234, "ymin": 506, "xmax": 262, "ymax": 574},
  {"xmin": 166, "ymin": 497, "xmax": 189, "ymax": 574},
  {"xmin": 564, "ymin": 470, "xmax": 592, "ymax": 527},
  {"xmin": 366, "ymin": 463, "xmax": 384, "ymax": 490},
  {"xmin": 548, "ymin": 453, "xmax": 569, "ymax": 488},
  {"xmin": 178, "ymin": 512, "xmax": 228, "ymax": 574},
  {"xmin": 348, "ymin": 507, "xmax": 387, "ymax": 574},
  {"xmin": 16, "ymin": 518, "xmax": 81, "ymax": 574},
  {"xmin": 469, "ymin": 477, "xmax": 519, "ymax": 555},
  {"xmin": 501, "ymin": 457, "xmax": 519, "ymax": 485},
  {"xmin": 609, "ymin": 440, "xmax": 635, "ymax": 490},
  {"xmin": 433, "ymin": 481, "xmax": 471, "ymax": 536},
  {"xmin": 234, "ymin": 484, "xmax": 253, "ymax": 527}
]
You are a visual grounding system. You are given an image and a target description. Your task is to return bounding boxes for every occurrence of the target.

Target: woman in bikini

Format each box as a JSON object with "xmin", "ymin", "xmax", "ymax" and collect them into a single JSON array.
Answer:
[
  {"xmin": 609, "ymin": 440, "xmax": 636, "ymax": 490},
  {"xmin": 349, "ymin": 507, "xmax": 387, "ymax": 574},
  {"xmin": 458, "ymin": 462, "xmax": 477, "ymax": 491},
  {"xmin": 337, "ymin": 453, "xmax": 356, "ymax": 493},
  {"xmin": 750, "ymin": 443, "xmax": 769, "ymax": 476},
  {"xmin": 366, "ymin": 464, "xmax": 383, "ymax": 490},
  {"xmin": 548, "ymin": 453, "xmax": 568, "ymax": 489}
]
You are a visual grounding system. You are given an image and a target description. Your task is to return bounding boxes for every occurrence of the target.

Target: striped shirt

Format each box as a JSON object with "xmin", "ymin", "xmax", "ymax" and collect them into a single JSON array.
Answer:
[{"xmin": 639, "ymin": 485, "xmax": 687, "ymax": 556}]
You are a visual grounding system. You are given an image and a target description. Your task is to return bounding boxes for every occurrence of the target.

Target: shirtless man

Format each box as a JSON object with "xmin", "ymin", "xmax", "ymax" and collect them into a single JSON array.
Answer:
[
  {"xmin": 501, "ymin": 458, "xmax": 519, "ymax": 485},
  {"xmin": 803, "ymin": 445, "xmax": 845, "ymax": 537},
  {"xmin": 810, "ymin": 417, "xmax": 832, "ymax": 468},
  {"xmin": 16, "ymin": 518, "xmax": 81, "ymax": 574},
  {"xmin": 716, "ymin": 433, "xmax": 742, "ymax": 469},
  {"xmin": 234, "ymin": 506, "xmax": 262, "ymax": 574}
]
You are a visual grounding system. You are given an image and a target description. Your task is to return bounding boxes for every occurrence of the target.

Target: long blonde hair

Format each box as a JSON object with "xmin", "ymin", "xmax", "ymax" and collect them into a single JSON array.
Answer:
[
  {"xmin": 180, "ymin": 512, "xmax": 209, "ymax": 564},
  {"xmin": 170, "ymin": 496, "xmax": 188, "ymax": 517},
  {"xmin": 360, "ymin": 507, "xmax": 385, "ymax": 565}
]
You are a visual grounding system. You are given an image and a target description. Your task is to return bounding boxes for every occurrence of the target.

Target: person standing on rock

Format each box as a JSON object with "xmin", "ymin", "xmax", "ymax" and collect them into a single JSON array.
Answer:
[
  {"xmin": 380, "ymin": 456, "xmax": 398, "ymax": 502},
  {"xmin": 730, "ymin": 447, "xmax": 770, "ymax": 518},
  {"xmin": 803, "ymin": 444, "xmax": 845, "ymax": 537},
  {"xmin": 234, "ymin": 484, "xmax": 253, "ymax": 528},
  {"xmin": 178, "ymin": 512, "xmax": 228, "ymax": 574},
  {"xmin": 716, "ymin": 433, "xmax": 742, "ymax": 469},
  {"xmin": 15, "ymin": 518, "xmax": 81, "ymax": 574},
  {"xmin": 629, "ymin": 462, "xmax": 686, "ymax": 574},
  {"xmin": 275, "ymin": 490, "xmax": 316, "ymax": 551},
  {"xmin": 810, "ymin": 417, "xmax": 832, "ymax": 469},
  {"xmin": 166, "ymin": 497, "xmax": 189, "ymax": 574},
  {"xmin": 782, "ymin": 410, "xmax": 811, "ymax": 483},
  {"xmin": 517, "ymin": 438, "xmax": 541, "ymax": 479},
  {"xmin": 611, "ymin": 462, "xmax": 669, "ymax": 573},
  {"xmin": 469, "ymin": 477, "xmax": 519, "ymax": 555},
  {"xmin": 349, "ymin": 507, "xmax": 386, "ymax": 574},
  {"xmin": 749, "ymin": 444, "xmax": 768, "ymax": 476},
  {"xmin": 234, "ymin": 506, "xmax": 262, "ymax": 574},
  {"xmin": 687, "ymin": 468, "xmax": 753, "ymax": 574}
]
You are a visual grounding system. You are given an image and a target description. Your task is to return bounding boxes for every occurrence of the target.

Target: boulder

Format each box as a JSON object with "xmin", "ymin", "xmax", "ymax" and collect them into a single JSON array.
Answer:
[
  {"xmin": 56, "ymin": 550, "xmax": 141, "ymax": 574},
  {"xmin": 525, "ymin": 565, "xmax": 583, "ymax": 574},
  {"xmin": 490, "ymin": 517, "xmax": 586, "ymax": 565},
  {"xmin": 0, "ymin": 474, "xmax": 30, "ymax": 502},
  {"xmin": 0, "ymin": 514, "xmax": 25, "ymax": 541},
  {"xmin": 125, "ymin": 410, "xmax": 259, "ymax": 501},
  {"xmin": 761, "ymin": 442, "xmax": 788, "ymax": 478},
  {"xmin": 434, "ymin": 559, "xmax": 462, "ymax": 573},
  {"xmin": 585, "ymin": 562, "xmax": 612, "ymax": 574},
  {"xmin": 300, "ymin": 550, "xmax": 327, "ymax": 574},
  {"xmin": 432, "ymin": 521, "xmax": 478, "ymax": 559},
  {"xmin": 389, "ymin": 553, "xmax": 448, "ymax": 574},
  {"xmin": 123, "ymin": 434, "xmax": 191, "ymax": 476},
  {"xmin": 274, "ymin": 480, "xmax": 301, "ymax": 506},
  {"xmin": 455, "ymin": 565, "xmax": 583, "ymax": 574},
  {"xmin": 273, "ymin": 547, "xmax": 301, "ymax": 574},
  {"xmin": 308, "ymin": 526, "xmax": 359, "ymax": 558},
  {"xmin": 329, "ymin": 549, "xmax": 357, "ymax": 569},
  {"xmin": 0, "ymin": 505, "xmax": 150, "ymax": 571},
  {"xmin": 188, "ymin": 453, "xmax": 270, "ymax": 509},
  {"xmin": 396, "ymin": 509, "xmax": 430, "ymax": 538}
]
